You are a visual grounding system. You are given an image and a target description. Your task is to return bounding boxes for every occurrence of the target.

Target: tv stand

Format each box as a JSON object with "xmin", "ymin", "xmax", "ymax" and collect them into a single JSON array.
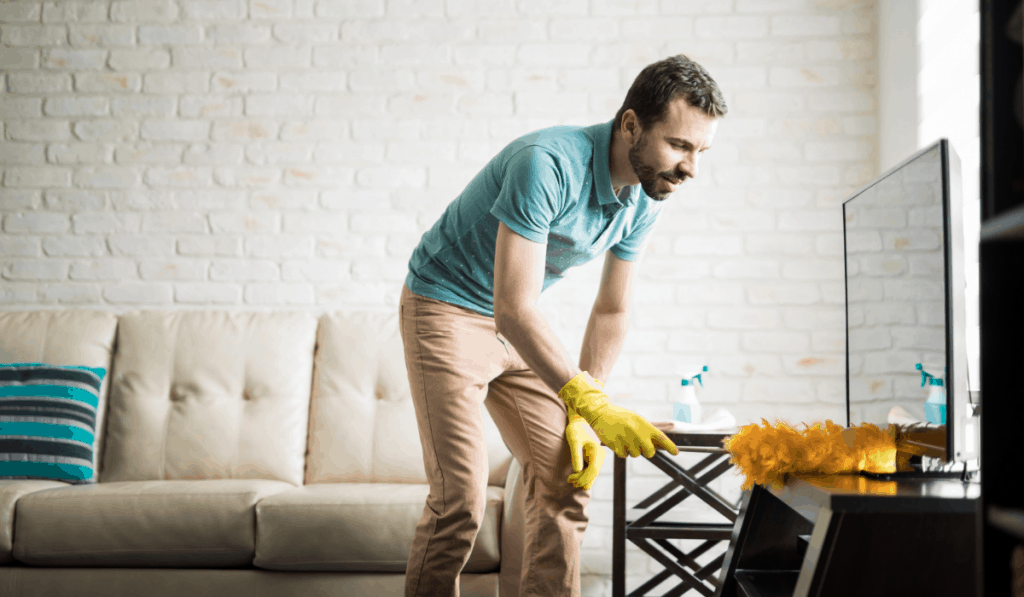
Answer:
[
  {"xmin": 859, "ymin": 469, "xmax": 964, "ymax": 480},
  {"xmin": 860, "ymin": 468, "xmax": 962, "ymax": 483},
  {"xmin": 715, "ymin": 474, "xmax": 980, "ymax": 597},
  {"xmin": 858, "ymin": 460, "xmax": 967, "ymax": 481}
]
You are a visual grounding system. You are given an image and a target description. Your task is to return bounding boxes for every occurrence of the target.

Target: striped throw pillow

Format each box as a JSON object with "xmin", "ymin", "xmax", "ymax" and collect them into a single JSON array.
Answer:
[{"xmin": 0, "ymin": 363, "xmax": 106, "ymax": 484}]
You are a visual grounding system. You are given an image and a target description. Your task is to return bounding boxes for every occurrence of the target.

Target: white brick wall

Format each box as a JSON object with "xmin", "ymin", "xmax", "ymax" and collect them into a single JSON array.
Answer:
[
  {"xmin": 0, "ymin": 0, "xmax": 878, "ymax": 593},
  {"xmin": 917, "ymin": 0, "xmax": 981, "ymax": 391},
  {"xmin": 878, "ymin": 0, "xmax": 980, "ymax": 391}
]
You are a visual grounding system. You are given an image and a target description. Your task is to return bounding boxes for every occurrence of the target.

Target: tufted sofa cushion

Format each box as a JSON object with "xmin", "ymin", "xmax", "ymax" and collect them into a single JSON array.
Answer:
[
  {"xmin": 100, "ymin": 311, "xmax": 318, "ymax": 486},
  {"xmin": 305, "ymin": 311, "xmax": 512, "ymax": 486}
]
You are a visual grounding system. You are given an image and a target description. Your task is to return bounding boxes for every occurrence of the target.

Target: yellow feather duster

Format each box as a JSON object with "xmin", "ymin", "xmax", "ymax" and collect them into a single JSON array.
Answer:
[{"xmin": 723, "ymin": 419, "xmax": 925, "ymax": 490}]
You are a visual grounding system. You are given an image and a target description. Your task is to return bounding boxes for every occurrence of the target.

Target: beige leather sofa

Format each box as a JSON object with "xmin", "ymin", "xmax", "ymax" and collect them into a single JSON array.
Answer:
[{"xmin": 0, "ymin": 309, "xmax": 526, "ymax": 597}]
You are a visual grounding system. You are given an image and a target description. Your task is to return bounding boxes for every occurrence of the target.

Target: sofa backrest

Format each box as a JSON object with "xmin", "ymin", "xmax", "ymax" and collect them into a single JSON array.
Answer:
[
  {"xmin": 100, "ymin": 310, "xmax": 318, "ymax": 486},
  {"xmin": 0, "ymin": 310, "xmax": 118, "ymax": 482},
  {"xmin": 305, "ymin": 311, "xmax": 512, "ymax": 486},
  {"xmin": 1, "ymin": 308, "xmax": 513, "ymax": 488}
]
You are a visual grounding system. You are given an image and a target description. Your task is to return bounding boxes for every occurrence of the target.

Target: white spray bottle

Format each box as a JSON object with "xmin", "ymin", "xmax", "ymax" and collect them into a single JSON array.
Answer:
[
  {"xmin": 673, "ymin": 366, "xmax": 707, "ymax": 425},
  {"xmin": 916, "ymin": 363, "xmax": 946, "ymax": 425}
]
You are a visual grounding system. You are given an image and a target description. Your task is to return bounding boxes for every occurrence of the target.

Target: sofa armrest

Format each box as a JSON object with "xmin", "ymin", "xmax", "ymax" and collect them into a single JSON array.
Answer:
[
  {"xmin": 500, "ymin": 457, "xmax": 524, "ymax": 588},
  {"xmin": 501, "ymin": 457, "xmax": 521, "ymax": 526}
]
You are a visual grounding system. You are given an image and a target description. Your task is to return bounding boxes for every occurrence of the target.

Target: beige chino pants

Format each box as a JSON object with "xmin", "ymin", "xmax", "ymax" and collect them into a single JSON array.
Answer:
[{"xmin": 400, "ymin": 285, "xmax": 591, "ymax": 597}]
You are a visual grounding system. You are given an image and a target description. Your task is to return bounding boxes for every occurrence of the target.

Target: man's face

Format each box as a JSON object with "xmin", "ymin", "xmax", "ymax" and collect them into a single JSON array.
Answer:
[{"xmin": 626, "ymin": 98, "xmax": 718, "ymax": 201}]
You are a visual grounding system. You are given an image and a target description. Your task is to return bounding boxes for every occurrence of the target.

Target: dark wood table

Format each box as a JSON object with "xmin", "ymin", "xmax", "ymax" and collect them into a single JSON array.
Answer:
[
  {"xmin": 715, "ymin": 474, "xmax": 981, "ymax": 597},
  {"xmin": 612, "ymin": 429, "xmax": 739, "ymax": 597}
]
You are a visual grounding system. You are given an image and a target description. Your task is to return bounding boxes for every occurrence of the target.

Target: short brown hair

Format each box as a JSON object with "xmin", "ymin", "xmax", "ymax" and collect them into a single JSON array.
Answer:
[{"xmin": 614, "ymin": 54, "xmax": 727, "ymax": 130}]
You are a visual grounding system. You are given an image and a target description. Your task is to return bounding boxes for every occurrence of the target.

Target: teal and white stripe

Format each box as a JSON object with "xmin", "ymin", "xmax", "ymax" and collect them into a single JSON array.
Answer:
[{"xmin": 0, "ymin": 363, "xmax": 105, "ymax": 484}]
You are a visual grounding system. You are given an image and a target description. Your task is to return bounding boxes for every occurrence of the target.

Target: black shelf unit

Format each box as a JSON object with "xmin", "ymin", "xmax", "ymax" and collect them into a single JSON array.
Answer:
[
  {"xmin": 980, "ymin": 202, "xmax": 1024, "ymax": 241},
  {"xmin": 989, "ymin": 506, "xmax": 1024, "ymax": 542},
  {"xmin": 979, "ymin": 240, "xmax": 1024, "ymax": 597},
  {"xmin": 980, "ymin": 0, "xmax": 1024, "ymax": 595},
  {"xmin": 715, "ymin": 477, "xmax": 978, "ymax": 597},
  {"xmin": 733, "ymin": 570, "xmax": 799, "ymax": 597}
]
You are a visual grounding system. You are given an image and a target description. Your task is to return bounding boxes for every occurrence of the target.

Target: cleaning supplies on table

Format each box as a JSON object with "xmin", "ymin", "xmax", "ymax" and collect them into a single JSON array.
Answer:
[
  {"xmin": 666, "ymin": 408, "xmax": 737, "ymax": 432},
  {"xmin": 673, "ymin": 366, "xmax": 706, "ymax": 425},
  {"xmin": 916, "ymin": 363, "xmax": 946, "ymax": 425},
  {"xmin": 655, "ymin": 366, "xmax": 736, "ymax": 433}
]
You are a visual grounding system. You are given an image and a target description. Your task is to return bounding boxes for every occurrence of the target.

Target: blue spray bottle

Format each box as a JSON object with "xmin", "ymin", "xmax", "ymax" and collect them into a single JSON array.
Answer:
[
  {"xmin": 916, "ymin": 363, "xmax": 946, "ymax": 425},
  {"xmin": 673, "ymin": 366, "xmax": 707, "ymax": 425}
]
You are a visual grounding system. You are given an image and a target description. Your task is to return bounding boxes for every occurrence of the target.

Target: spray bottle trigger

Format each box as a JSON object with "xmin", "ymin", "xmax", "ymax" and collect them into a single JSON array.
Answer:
[{"xmin": 915, "ymin": 363, "xmax": 935, "ymax": 388}]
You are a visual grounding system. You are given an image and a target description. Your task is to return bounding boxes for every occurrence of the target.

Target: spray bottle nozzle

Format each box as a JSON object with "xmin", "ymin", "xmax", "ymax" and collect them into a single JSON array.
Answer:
[
  {"xmin": 681, "ymin": 365, "xmax": 709, "ymax": 388},
  {"xmin": 915, "ymin": 363, "xmax": 938, "ymax": 388}
]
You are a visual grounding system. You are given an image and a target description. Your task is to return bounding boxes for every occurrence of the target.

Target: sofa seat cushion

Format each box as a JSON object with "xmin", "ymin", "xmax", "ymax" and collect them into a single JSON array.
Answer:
[
  {"xmin": 13, "ymin": 479, "xmax": 294, "ymax": 567},
  {"xmin": 254, "ymin": 483, "xmax": 503, "ymax": 573},
  {"xmin": 0, "ymin": 480, "xmax": 67, "ymax": 564}
]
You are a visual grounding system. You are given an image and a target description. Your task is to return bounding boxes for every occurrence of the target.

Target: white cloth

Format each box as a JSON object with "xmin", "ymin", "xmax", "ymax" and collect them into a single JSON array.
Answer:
[
  {"xmin": 887, "ymin": 405, "xmax": 922, "ymax": 425},
  {"xmin": 667, "ymin": 408, "xmax": 736, "ymax": 432}
]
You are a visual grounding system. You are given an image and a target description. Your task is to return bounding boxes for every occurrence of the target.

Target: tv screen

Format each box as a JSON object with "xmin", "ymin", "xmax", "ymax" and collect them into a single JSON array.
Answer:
[{"xmin": 843, "ymin": 139, "xmax": 978, "ymax": 465}]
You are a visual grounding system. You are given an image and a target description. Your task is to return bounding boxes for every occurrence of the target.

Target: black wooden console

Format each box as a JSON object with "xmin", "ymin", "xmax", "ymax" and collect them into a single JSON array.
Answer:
[{"xmin": 715, "ymin": 474, "xmax": 980, "ymax": 597}]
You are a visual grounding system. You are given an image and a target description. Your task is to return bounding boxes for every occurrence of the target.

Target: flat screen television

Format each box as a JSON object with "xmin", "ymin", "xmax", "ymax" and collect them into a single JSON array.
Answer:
[{"xmin": 843, "ymin": 139, "xmax": 979, "ymax": 472}]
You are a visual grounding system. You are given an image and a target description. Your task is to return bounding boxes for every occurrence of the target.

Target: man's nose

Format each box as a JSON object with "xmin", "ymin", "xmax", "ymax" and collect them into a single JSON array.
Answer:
[{"xmin": 679, "ymin": 153, "xmax": 698, "ymax": 180}]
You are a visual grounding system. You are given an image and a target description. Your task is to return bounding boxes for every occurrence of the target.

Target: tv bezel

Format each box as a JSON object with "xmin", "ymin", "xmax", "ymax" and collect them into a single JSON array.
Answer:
[{"xmin": 841, "ymin": 138, "xmax": 977, "ymax": 464}]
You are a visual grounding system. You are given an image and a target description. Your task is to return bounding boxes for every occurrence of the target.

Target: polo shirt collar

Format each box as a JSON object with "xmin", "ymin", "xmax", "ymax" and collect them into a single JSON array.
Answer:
[{"xmin": 591, "ymin": 119, "xmax": 639, "ymax": 207}]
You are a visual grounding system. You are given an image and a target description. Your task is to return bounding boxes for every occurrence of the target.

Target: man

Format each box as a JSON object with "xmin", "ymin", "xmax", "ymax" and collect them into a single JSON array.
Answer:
[{"xmin": 400, "ymin": 54, "xmax": 727, "ymax": 597}]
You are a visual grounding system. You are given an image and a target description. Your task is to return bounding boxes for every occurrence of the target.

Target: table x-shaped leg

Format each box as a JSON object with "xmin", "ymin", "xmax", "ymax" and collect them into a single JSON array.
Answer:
[{"xmin": 614, "ymin": 446, "xmax": 739, "ymax": 597}]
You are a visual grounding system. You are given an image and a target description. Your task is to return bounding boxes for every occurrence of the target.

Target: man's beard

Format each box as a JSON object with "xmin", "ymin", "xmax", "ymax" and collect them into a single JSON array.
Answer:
[{"xmin": 627, "ymin": 132, "xmax": 679, "ymax": 201}]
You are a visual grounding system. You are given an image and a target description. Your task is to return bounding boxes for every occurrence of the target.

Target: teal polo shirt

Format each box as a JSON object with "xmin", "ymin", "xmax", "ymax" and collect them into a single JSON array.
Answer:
[{"xmin": 404, "ymin": 119, "xmax": 664, "ymax": 318}]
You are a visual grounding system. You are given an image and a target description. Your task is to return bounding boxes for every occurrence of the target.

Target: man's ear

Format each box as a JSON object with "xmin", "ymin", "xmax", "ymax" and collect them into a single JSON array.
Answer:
[{"xmin": 620, "ymin": 109, "xmax": 641, "ymax": 144}]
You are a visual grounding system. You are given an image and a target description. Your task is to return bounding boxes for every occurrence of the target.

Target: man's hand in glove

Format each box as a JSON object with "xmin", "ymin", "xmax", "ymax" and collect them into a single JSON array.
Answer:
[
  {"xmin": 558, "ymin": 372, "xmax": 679, "ymax": 459},
  {"xmin": 565, "ymin": 378, "xmax": 607, "ymax": 490}
]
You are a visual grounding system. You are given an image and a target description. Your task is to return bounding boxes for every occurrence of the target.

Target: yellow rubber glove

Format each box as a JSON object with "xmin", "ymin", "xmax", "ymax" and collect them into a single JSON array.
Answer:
[
  {"xmin": 566, "ymin": 378, "xmax": 607, "ymax": 490},
  {"xmin": 559, "ymin": 371, "xmax": 679, "ymax": 459}
]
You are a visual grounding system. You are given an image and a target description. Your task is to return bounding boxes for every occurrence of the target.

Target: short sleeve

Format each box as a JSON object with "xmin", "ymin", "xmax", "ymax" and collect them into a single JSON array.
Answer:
[
  {"xmin": 489, "ymin": 146, "xmax": 566, "ymax": 244},
  {"xmin": 611, "ymin": 207, "xmax": 663, "ymax": 262}
]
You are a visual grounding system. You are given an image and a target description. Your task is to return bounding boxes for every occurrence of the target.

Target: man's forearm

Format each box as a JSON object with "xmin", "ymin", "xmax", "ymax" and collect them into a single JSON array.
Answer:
[
  {"xmin": 578, "ymin": 308, "xmax": 629, "ymax": 384},
  {"xmin": 496, "ymin": 306, "xmax": 582, "ymax": 396}
]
